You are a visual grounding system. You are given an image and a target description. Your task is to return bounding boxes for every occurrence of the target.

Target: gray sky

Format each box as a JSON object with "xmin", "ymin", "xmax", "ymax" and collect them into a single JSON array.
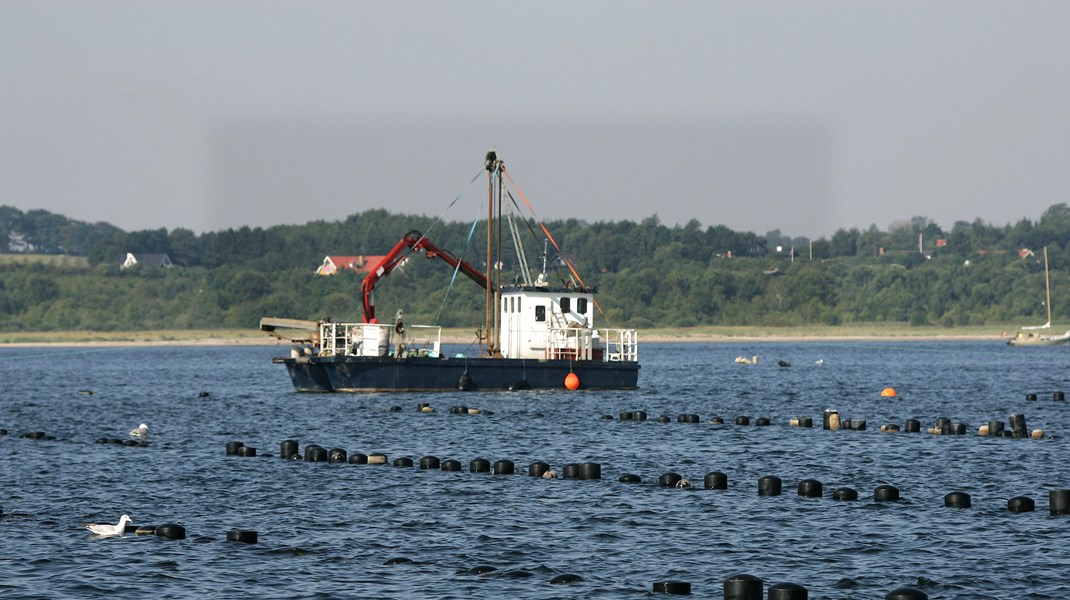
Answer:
[{"xmin": 3, "ymin": 1, "xmax": 1069, "ymax": 239}]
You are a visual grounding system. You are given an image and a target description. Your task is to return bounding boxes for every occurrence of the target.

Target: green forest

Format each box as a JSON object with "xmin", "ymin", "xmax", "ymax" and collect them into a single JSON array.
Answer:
[{"xmin": 3, "ymin": 203, "xmax": 1070, "ymax": 332}]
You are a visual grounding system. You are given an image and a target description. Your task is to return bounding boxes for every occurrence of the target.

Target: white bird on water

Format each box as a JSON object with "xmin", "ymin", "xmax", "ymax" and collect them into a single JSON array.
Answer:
[
  {"xmin": 85, "ymin": 514, "xmax": 132, "ymax": 537},
  {"xmin": 129, "ymin": 423, "xmax": 149, "ymax": 438}
]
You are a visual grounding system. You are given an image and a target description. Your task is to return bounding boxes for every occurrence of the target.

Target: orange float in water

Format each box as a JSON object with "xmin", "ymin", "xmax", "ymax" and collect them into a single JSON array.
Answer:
[
  {"xmin": 881, "ymin": 387, "xmax": 897, "ymax": 397},
  {"xmin": 564, "ymin": 372, "xmax": 580, "ymax": 390}
]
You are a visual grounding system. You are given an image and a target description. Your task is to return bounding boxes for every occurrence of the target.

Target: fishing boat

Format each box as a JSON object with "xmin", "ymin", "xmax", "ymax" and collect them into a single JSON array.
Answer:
[
  {"xmin": 1008, "ymin": 247, "xmax": 1070, "ymax": 347},
  {"xmin": 260, "ymin": 150, "xmax": 640, "ymax": 391}
]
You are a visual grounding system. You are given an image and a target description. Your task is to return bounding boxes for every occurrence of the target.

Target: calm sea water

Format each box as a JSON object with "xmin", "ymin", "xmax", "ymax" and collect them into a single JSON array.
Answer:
[{"xmin": 2, "ymin": 340, "xmax": 1069, "ymax": 599}]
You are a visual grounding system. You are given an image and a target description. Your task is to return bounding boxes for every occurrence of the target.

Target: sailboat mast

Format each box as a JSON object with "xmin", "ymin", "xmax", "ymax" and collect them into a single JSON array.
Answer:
[
  {"xmin": 484, "ymin": 150, "xmax": 499, "ymax": 357},
  {"xmin": 1045, "ymin": 247, "xmax": 1052, "ymax": 326}
]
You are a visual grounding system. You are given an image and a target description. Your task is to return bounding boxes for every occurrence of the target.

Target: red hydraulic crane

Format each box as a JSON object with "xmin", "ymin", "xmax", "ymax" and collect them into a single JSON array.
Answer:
[{"xmin": 360, "ymin": 230, "xmax": 487, "ymax": 323}]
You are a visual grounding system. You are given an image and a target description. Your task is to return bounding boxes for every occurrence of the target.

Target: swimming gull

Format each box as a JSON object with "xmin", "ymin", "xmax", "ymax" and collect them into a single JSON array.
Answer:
[
  {"xmin": 85, "ymin": 514, "xmax": 132, "ymax": 537},
  {"xmin": 129, "ymin": 423, "xmax": 149, "ymax": 438}
]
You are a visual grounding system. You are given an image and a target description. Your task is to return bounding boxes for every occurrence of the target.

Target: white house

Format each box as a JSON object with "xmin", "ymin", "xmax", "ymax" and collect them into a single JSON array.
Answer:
[{"xmin": 121, "ymin": 253, "xmax": 173, "ymax": 269}]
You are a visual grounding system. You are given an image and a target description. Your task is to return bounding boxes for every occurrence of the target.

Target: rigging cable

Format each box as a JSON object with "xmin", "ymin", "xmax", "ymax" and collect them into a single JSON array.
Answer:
[
  {"xmin": 501, "ymin": 166, "xmax": 611, "ymax": 322},
  {"xmin": 433, "ymin": 196, "xmax": 486, "ymax": 326}
]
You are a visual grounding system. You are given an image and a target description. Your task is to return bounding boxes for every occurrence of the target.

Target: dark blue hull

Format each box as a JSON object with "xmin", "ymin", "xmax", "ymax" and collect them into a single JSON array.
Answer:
[{"xmin": 278, "ymin": 355, "xmax": 639, "ymax": 392}]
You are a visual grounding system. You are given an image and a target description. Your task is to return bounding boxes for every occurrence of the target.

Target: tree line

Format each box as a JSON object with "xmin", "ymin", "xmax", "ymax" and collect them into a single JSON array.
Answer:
[{"xmin": 2, "ymin": 203, "xmax": 1070, "ymax": 331}]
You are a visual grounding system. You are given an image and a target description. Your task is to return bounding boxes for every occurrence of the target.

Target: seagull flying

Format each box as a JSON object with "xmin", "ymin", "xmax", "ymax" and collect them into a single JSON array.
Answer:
[
  {"xmin": 85, "ymin": 514, "xmax": 132, "ymax": 537},
  {"xmin": 129, "ymin": 423, "xmax": 149, "ymax": 438}
]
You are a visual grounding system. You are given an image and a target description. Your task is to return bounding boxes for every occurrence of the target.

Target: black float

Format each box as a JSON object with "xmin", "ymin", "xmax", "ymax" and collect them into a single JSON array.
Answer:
[
  {"xmin": 709, "ymin": 416, "xmax": 724, "ymax": 425},
  {"xmin": 304, "ymin": 445, "xmax": 327, "ymax": 462},
  {"xmin": 758, "ymin": 475, "xmax": 782, "ymax": 496},
  {"xmin": 349, "ymin": 453, "xmax": 368, "ymax": 465},
  {"xmin": 1010, "ymin": 413, "xmax": 1028, "ymax": 438},
  {"xmin": 659, "ymin": 472, "xmax": 682, "ymax": 488},
  {"xmin": 632, "ymin": 411, "xmax": 647, "ymax": 421},
  {"xmin": 735, "ymin": 416, "xmax": 750, "ymax": 426},
  {"xmin": 704, "ymin": 471, "xmax": 728, "ymax": 490},
  {"xmin": 528, "ymin": 461, "xmax": 550, "ymax": 477},
  {"xmin": 768, "ymin": 582, "xmax": 808, "ymax": 600},
  {"xmin": 723, "ymin": 573, "xmax": 763, "ymax": 600},
  {"xmin": 797, "ymin": 479, "xmax": 822, "ymax": 498},
  {"xmin": 830, "ymin": 487, "xmax": 856, "ymax": 500},
  {"xmin": 619, "ymin": 473, "xmax": 641, "ymax": 483},
  {"xmin": 280, "ymin": 440, "xmax": 298, "ymax": 459},
  {"xmin": 419, "ymin": 456, "xmax": 440, "ymax": 469},
  {"xmin": 620, "ymin": 411, "xmax": 634, "ymax": 421},
  {"xmin": 904, "ymin": 419, "xmax": 920, "ymax": 433},
  {"xmin": 874, "ymin": 485, "xmax": 900, "ymax": 502},
  {"xmin": 1049, "ymin": 489, "xmax": 1070, "ymax": 515},
  {"xmin": 492, "ymin": 459, "xmax": 515, "ymax": 475},
  {"xmin": 656, "ymin": 415, "xmax": 671, "ymax": 424},
  {"xmin": 393, "ymin": 457, "xmax": 413, "ymax": 468},
  {"xmin": 652, "ymin": 580, "xmax": 691, "ymax": 595},
  {"xmin": 470, "ymin": 458, "xmax": 490, "ymax": 473},
  {"xmin": 156, "ymin": 524, "xmax": 186, "ymax": 540},
  {"xmin": 225, "ymin": 441, "xmax": 244, "ymax": 456},
  {"xmin": 1007, "ymin": 496, "xmax": 1035, "ymax": 512},
  {"xmin": 578, "ymin": 462, "xmax": 601, "ymax": 480},
  {"xmin": 227, "ymin": 529, "xmax": 258, "ymax": 544},
  {"xmin": 441, "ymin": 459, "xmax": 462, "ymax": 472},
  {"xmin": 562, "ymin": 463, "xmax": 580, "ymax": 479},
  {"xmin": 1055, "ymin": 391, "xmax": 1065, "ymax": 401},
  {"xmin": 237, "ymin": 446, "xmax": 256, "ymax": 457},
  {"xmin": 756, "ymin": 417, "xmax": 771, "ymax": 426},
  {"xmin": 944, "ymin": 491, "xmax": 971, "ymax": 508},
  {"xmin": 328, "ymin": 448, "xmax": 346, "ymax": 463}
]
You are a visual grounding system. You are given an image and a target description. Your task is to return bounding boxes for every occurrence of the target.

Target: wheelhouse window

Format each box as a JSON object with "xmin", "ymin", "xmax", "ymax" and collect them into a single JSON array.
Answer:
[
  {"xmin": 577, "ymin": 298, "xmax": 588, "ymax": 315},
  {"xmin": 535, "ymin": 305, "xmax": 546, "ymax": 322},
  {"xmin": 560, "ymin": 297, "xmax": 571, "ymax": 313}
]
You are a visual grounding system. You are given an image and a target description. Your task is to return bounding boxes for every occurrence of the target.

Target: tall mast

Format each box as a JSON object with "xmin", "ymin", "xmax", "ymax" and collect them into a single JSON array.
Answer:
[
  {"xmin": 484, "ymin": 150, "xmax": 499, "ymax": 356},
  {"xmin": 1045, "ymin": 246, "xmax": 1052, "ymax": 327}
]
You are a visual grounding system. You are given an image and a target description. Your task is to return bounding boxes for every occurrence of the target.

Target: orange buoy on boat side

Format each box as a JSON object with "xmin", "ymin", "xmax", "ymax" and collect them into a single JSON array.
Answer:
[
  {"xmin": 564, "ymin": 372, "xmax": 580, "ymax": 390},
  {"xmin": 881, "ymin": 387, "xmax": 897, "ymax": 397}
]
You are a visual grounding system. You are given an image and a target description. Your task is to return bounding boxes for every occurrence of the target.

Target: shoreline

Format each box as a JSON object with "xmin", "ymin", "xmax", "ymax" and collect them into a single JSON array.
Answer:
[{"xmin": 0, "ymin": 330, "xmax": 1011, "ymax": 348}]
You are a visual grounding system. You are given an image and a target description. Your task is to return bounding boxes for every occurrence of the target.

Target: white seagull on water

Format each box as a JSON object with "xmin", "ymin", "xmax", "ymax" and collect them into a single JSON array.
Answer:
[
  {"xmin": 129, "ymin": 423, "xmax": 149, "ymax": 438},
  {"xmin": 85, "ymin": 514, "xmax": 132, "ymax": 537}
]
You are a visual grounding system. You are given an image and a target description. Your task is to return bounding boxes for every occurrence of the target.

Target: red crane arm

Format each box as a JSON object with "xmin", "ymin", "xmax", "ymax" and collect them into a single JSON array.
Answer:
[{"xmin": 361, "ymin": 230, "xmax": 487, "ymax": 323}]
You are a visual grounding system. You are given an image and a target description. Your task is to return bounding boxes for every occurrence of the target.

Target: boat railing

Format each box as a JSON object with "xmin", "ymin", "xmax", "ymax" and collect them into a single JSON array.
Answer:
[
  {"xmin": 319, "ymin": 322, "xmax": 363, "ymax": 357},
  {"xmin": 401, "ymin": 325, "xmax": 442, "ymax": 358},
  {"xmin": 545, "ymin": 327, "xmax": 638, "ymax": 362},
  {"xmin": 546, "ymin": 327, "xmax": 594, "ymax": 360},
  {"xmin": 600, "ymin": 328, "xmax": 639, "ymax": 363},
  {"xmin": 318, "ymin": 322, "xmax": 443, "ymax": 358}
]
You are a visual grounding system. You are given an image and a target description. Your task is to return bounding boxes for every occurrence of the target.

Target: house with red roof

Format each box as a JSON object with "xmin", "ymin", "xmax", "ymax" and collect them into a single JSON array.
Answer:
[{"xmin": 315, "ymin": 255, "xmax": 394, "ymax": 276}]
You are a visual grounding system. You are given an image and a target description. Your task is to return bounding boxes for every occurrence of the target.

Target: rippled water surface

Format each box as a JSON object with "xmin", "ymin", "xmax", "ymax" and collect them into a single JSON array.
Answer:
[{"xmin": 2, "ymin": 341, "xmax": 1070, "ymax": 599}]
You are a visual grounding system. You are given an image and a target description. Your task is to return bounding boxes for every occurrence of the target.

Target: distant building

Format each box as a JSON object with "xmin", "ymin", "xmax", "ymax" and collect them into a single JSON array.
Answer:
[
  {"xmin": 7, "ymin": 232, "xmax": 34, "ymax": 253},
  {"xmin": 315, "ymin": 255, "xmax": 393, "ymax": 276},
  {"xmin": 121, "ymin": 253, "xmax": 173, "ymax": 269}
]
